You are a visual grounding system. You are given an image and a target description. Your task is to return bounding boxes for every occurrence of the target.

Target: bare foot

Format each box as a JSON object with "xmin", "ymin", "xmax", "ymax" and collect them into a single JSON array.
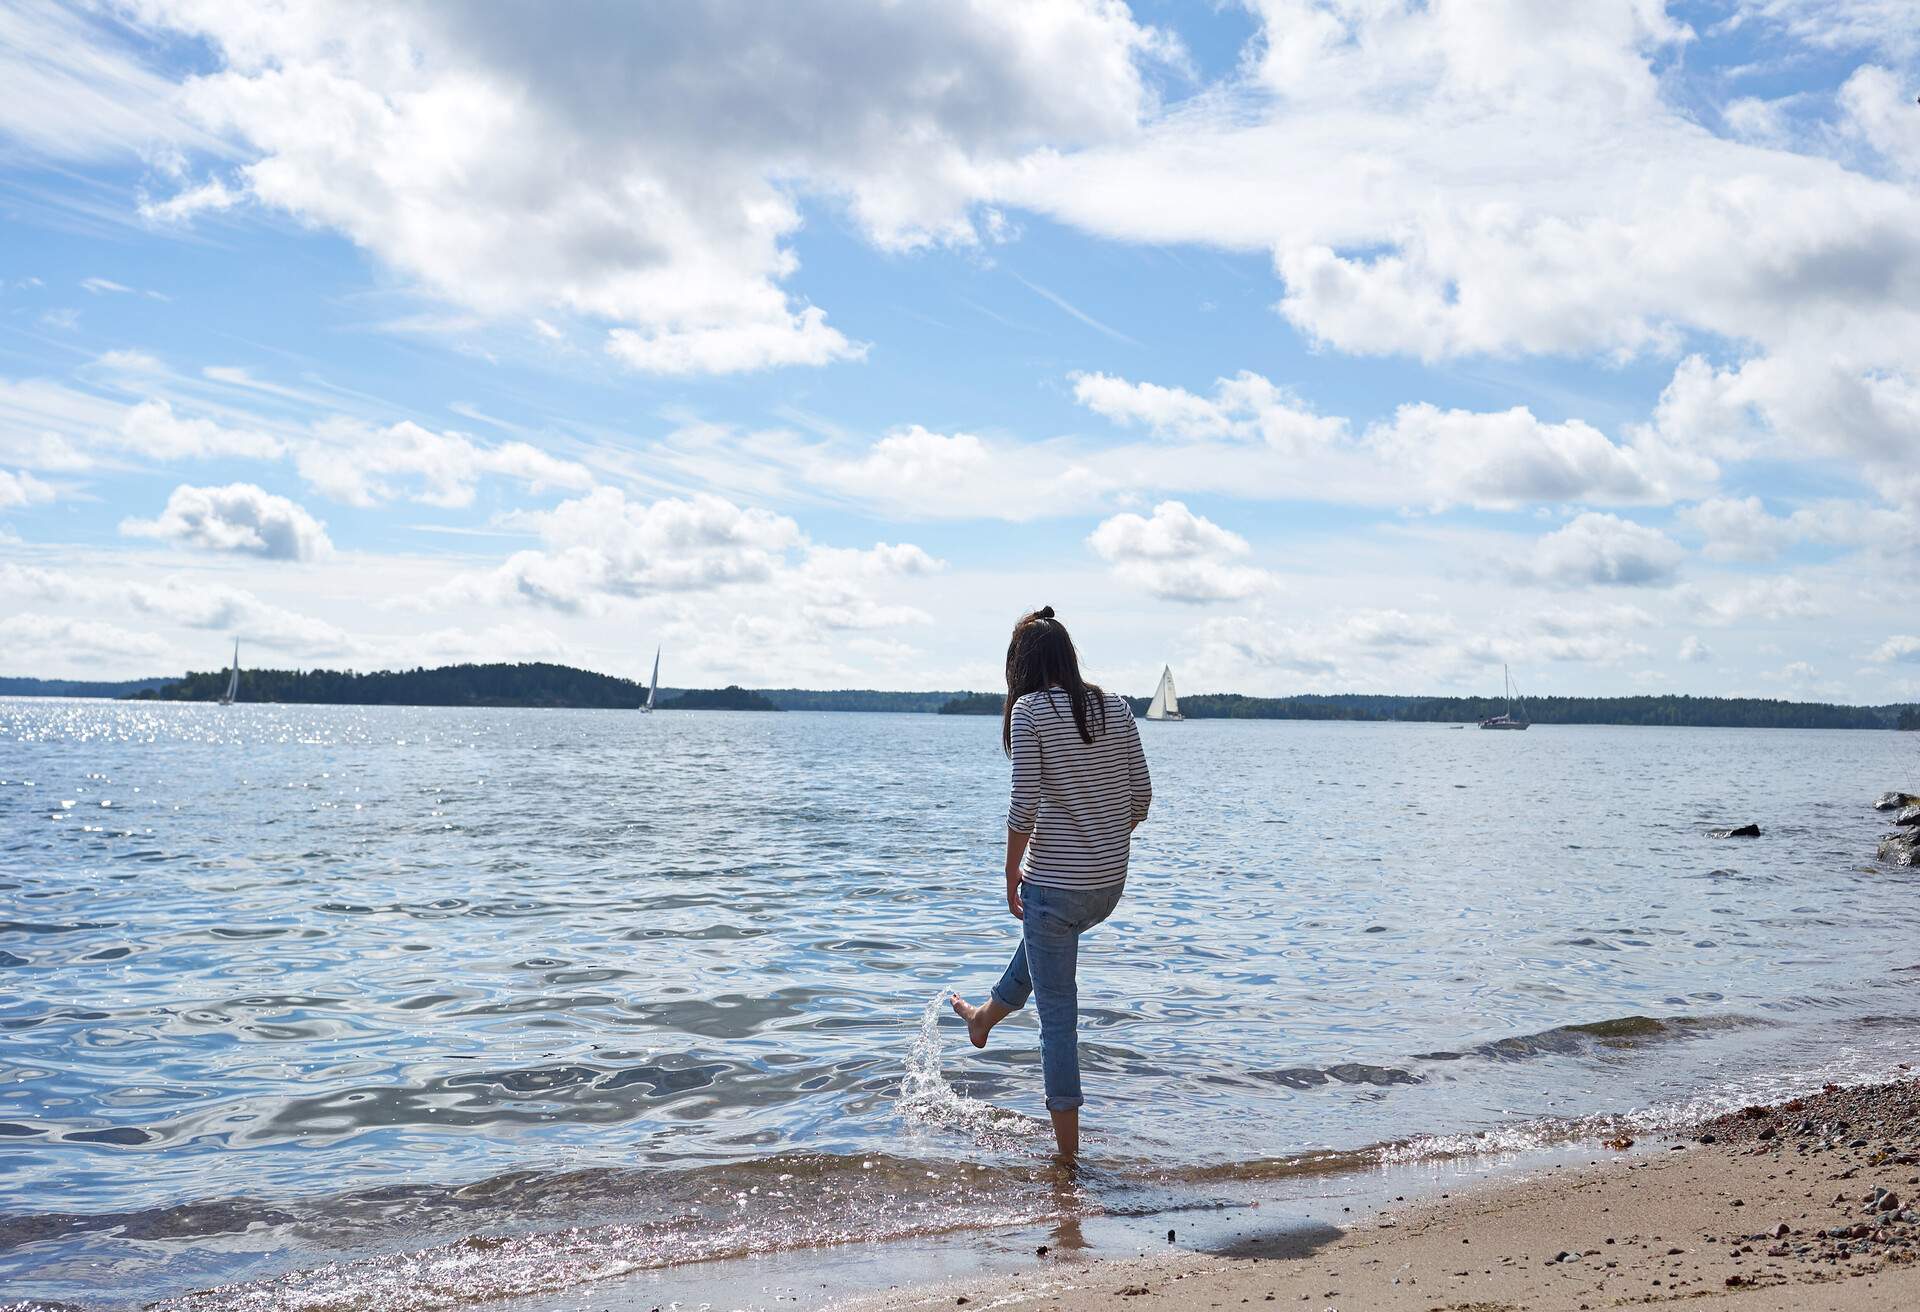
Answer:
[{"xmin": 950, "ymin": 995, "xmax": 1007, "ymax": 1049}]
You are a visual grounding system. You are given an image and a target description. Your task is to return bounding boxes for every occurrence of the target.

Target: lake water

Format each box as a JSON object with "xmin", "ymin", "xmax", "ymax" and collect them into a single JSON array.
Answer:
[{"xmin": 5, "ymin": 699, "xmax": 1920, "ymax": 1310}]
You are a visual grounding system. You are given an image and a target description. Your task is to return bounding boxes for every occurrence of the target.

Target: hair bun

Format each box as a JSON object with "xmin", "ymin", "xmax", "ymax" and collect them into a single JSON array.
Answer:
[{"xmin": 1035, "ymin": 605, "xmax": 1056, "ymax": 620}]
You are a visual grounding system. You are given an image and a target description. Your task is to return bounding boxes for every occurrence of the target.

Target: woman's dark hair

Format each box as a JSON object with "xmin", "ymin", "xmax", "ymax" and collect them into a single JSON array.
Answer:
[{"xmin": 1004, "ymin": 605, "xmax": 1106, "ymax": 755}]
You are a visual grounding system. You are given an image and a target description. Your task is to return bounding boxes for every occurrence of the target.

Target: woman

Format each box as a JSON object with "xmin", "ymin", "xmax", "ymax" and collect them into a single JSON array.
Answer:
[{"xmin": 952, "ymin": 606, "xmax": 1152, "ymax": 1159}]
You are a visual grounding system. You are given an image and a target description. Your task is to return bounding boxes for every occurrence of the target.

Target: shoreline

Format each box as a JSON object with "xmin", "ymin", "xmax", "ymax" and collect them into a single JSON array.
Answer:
[
  {"xmin": 835, "ymin": 1078, "xmax": 1920, "ymax": 1312},
  {"xmin": 21, "ymin": 1074, "xmax": 1920, "ymax": 1310}
]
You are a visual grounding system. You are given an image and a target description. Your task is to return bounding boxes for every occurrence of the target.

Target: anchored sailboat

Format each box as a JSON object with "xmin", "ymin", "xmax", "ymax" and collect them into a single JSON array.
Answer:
[
  {"xmin": 1145, "ymin": 665, "xmax": 1183, "ymax": 722},
  {"xmin": 640, "ymin": 646, "xmax": 659, "ymax": 712},
  {"xmin": 218, "ymin": 641, "xmax": 239, "ymax": 706},
  {"xmin": 1480, "ymin": 664, "xmax": 1528, "ymax": 730}
]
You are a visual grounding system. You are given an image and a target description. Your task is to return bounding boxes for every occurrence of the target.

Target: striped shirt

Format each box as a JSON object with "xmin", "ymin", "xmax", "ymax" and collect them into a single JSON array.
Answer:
[{"xmin": 1008, "ymin": 688, "xmax": 1152, "ymax": 890}]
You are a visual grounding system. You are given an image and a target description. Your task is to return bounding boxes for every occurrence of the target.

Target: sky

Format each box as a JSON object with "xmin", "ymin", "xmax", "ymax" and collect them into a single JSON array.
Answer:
[{"xmin": 2, "ymin": 1, "xmax": 1919, "ymax": 701}]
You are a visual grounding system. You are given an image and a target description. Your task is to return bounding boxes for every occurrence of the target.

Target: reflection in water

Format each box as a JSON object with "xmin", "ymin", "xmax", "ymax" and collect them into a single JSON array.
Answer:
[{"xmin": 4, "ymin": 700, "xmax": 1920, "ymax": 1308}]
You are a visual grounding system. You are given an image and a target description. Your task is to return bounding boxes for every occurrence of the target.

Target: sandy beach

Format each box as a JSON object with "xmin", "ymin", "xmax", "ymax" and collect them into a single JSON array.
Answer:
[{"xmin": 842, "ymin": 1078, "xmax": 1920, "ymax": 1312}]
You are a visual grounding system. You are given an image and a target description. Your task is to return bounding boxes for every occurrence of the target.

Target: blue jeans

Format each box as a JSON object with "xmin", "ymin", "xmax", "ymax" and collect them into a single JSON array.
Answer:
[{"xmin": 989, "ymin": 880, "xmax": 1125, "ymax": 1112}]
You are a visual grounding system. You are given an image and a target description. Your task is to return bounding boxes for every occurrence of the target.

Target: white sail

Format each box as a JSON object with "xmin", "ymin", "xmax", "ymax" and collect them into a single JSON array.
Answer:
[
  {"xmin": 220, "ymin": 641, "xmax": 239, "ymax": 705},
  {"xmin": 644, "ymin": 646, "xmax": 659, "ymax": 711},
  {"xmin": 1145, "ymin": 665, "xmax": 1182, "ymax": 721}
]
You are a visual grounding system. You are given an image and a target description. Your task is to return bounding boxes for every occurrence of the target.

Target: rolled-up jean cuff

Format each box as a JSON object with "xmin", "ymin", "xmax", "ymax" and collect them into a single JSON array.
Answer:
[
  {"xmin": 988, "ymin": 985, "xmax": 1024, "ymax": 1011},
  {"xmin": 1045, "ymin": 1094, "xmax": 1084, "ymax": 1112}
]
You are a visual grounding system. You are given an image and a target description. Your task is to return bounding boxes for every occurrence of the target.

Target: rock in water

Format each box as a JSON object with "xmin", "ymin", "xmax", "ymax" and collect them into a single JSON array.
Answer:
[
  {"xmin": 1895, "ymin": 804, "xmax": 1920, "ymax": 827},
  {"xmin": 1709, "ymin": 823, "xmax": 1762, "ymax": 838},
  {"xmin": 1874, "ymin": 791, "xmax": 1920, "ymax": 811},
  {"xmin": 1879, "ymin": 832, "xmax": 1920, "ymax": 867}
]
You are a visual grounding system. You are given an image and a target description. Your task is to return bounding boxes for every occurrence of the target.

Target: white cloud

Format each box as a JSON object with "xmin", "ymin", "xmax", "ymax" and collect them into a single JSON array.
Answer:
[
  {"xmin": 0, "ymin": 613, "xmax": 169, "ymax": 666},
  {"xmin": 0, "ymin": 562, "xmax": 66, "ymax": 598},
  {"xmin": 1675, "ymin": 496, "xmax": 1796, "ymax": 562},
  {"xmin": 121, "ymin": 398, "xmax": 282, "ymax": 460},
  {"xmin": 1000, "ymin": 0, "xmax": 1920, "ymax": 452},
  {"xmin": 80, "ymin": 277, "xmax": 134, "ymax": 295},
  {"xmin": 788, "ymin": 542, "xmax": 943, "ymax": 631},
  {"xmin": 447, "ymin": 489, "xmax": 804, "ymax": 611},
  {"xmin": 1840, "ymin": 65, "xmax": 1920, "ymax": 180},
  {"xmin": 1191, "ymin": 598, "xmax": 1652, "ymax": 693},
  {"xmin": 1634, "ymin": 353, "xmax": 1920, "ymax": 503},
  {"xmin": 1068, "ymin": 370, "xmax": 1671, "ymax": 510},
  {"xmin": 1526, "ymin": 513, "xmax": 1684, "ymax": 588},
  {"xmin": 1721, "ymin": 95, "xmax": 1800, "ymax": 147},
  {"xmin": 121, "ymin": 576, "xmax": 355, "ymax": 655},
  {"xmin": 1766, "ymin": 659, "xmax": 1822, "ymax": 687},
  {"xmin": 129, "ymin": 0, "xmax": 1174, "ymax": 374},
  {"xmin": 1677, "ymin": 493, "xmax": 1920, "ymax": 561},
  {"xmin": 121, "ymin": 482, "xmax": 334, "ymax": 561},
  {"xmin": 432, "ymin": 487, "xmax": 944, "ymax": 681},
  {"xmin": 803, "ymin": 541, "xmax": 945, "ymax": 580},
  {"xmin": 1695, "ymin": 575, "xmax": 1829, "ymax": 626},
  {"xmin": 1370, "ymin": 403, "xmax": 1662, "ymax": 509},
  {"xmin": 1678, "ymin": 635, "xmax": 1713, "ymax": 663},
  {"xmin": 1072, "ymin": 370, "xmax": 1346, "ymax": 452},
  {"xmin": 138, "ymin": 176, "xmax": 245, "ymax": 222},
  {"xmin": 296, "ymin": 419, "xmax": 593, "ymax": 508},
  {"xmin": 605, "ymin": 308, "xmax": 862, "ymax": 377},
  {"xmin": 1088, "ymin": 500, "xmax": 1275, "ymax": 602},
  {"xmin": 0, "ymin": 374, "xmax": 282, "ymax": 471},
  {"xmin": 0, "ymin": 468, "xmax": 55, "ymax": 509},
  {"xmin": 812, "ymin": 425, "xmax": 1109, "ymax": 520},
  {"xmin": 1871, "ymin": 635, "xmax": 1920, "ymax": 664},
  {"xmin": 1736, "ymin": 1, "xmax": 1920, "ymax": 61}
]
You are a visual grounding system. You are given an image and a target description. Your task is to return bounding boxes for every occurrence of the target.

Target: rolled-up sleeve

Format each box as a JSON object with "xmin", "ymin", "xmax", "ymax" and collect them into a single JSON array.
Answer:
[
  {"xmin": 1007, "ymin": 698, "xmax": 1040, "ymax": 833},
  {"xmin": 1124, "ymin": 708, "xmax": 1152, "ymax": 823}
]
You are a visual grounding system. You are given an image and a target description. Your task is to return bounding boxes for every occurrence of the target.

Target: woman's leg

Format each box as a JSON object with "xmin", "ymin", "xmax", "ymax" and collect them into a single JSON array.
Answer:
[
  {"xmin": 950, "ymin": 936, "xmax": 1030, "ymax": 1048},
  {"xmin": 1018, "ymin": 893, "xmax": 1085, "ymax": 1157}
]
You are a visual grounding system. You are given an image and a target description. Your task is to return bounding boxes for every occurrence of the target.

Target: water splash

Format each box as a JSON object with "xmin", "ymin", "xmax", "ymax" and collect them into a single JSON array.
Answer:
[{"xmin": 897, "ymin": 989, "xmax": 1038, "ymax": 1150}]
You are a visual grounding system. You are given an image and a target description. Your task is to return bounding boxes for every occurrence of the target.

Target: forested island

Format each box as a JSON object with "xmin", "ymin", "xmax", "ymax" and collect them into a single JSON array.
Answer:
[
  {"xmin": 114, "ymin": 664, "xmax": 961, "ymax": 711},
  {"xmin": 131, "ymin": 662, "xmax": 652, "ymax": 708},
  {"xmin": 658, "ymin": 685, "xmax": 780, "ymax": 712},
  {"xmin": 2, "ymin": 661, "xmax": 1912, "ymax": 728}
]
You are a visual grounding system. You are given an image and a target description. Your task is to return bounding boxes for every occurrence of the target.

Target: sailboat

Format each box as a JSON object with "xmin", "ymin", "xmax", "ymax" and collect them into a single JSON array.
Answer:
[
  {"xmin": 639, "ymin": 646, "xmax": 659, "ymax": 713},
  {"xmin": 1480, "ymin": 664, "xmax": 1529, "ymax": 730},
  {"xmin": 1145, "ymin": 665, "xmax": 1183, "ymax": 722},
  {"xmin": 218, "ymin": 641, "xmax": 239, "ymax": 706}
]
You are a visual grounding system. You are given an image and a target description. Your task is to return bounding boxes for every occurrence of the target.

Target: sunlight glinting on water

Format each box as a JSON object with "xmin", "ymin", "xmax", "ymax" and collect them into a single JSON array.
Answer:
[{"xmin": 6, "ymin": 698, "xmax": 1920, "ymax": 1309}]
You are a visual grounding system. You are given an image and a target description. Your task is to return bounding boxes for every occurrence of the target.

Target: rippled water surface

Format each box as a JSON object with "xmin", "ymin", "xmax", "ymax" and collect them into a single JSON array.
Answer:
[{"xmin": 6, "ymin": 699, "xmax": 1920, "ymax": 1309}]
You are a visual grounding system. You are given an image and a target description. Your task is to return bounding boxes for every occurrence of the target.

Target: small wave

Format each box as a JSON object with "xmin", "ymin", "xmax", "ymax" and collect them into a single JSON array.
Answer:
[
  {"xmin": 1247, "ymin": 1063, "xmax": 1420, "ymax": 1089},
  {"xmin": 1414, "ymin": 1012, "xmax": 1770, "ymax": 1063}
]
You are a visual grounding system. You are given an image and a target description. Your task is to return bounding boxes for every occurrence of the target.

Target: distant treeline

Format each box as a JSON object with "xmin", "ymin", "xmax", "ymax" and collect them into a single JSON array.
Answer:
[
  {"xmin": 0, "ymin": 676, "xmax": 173, "ymax": 698},
  {"xmin": 950, "ymin": 688, "xmax": 1913, "ymax": 729},
  {"xmin": 4, "ymin": 661, "xmax": 1906, "ymax": 729},
  {"xmin": 132, "ymin": 662, "xmax": 652, "ymax": 708},
  {"xmin": 1150, "ymin": 691, "xmax": 1901, "ymax": 729},
  {"xmin": 765, "ymin": 688, "xmax": 965, "ymax": 713},
  {"xmin": 939, "ymin": 693, "xmax": 1002, "ymax": 715}
]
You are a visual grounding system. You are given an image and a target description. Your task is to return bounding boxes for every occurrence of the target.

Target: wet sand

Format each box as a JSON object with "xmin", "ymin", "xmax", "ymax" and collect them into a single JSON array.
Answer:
[{"xmin": 841, "ymin": 1077, "xmax": 1920, "ymax": 1312}]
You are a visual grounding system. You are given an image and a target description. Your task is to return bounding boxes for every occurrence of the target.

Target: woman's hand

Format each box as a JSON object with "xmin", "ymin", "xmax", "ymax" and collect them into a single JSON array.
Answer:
[{"xmin": 1004, "ymin": 827, "xmax": 1030, "ymax": 921}]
